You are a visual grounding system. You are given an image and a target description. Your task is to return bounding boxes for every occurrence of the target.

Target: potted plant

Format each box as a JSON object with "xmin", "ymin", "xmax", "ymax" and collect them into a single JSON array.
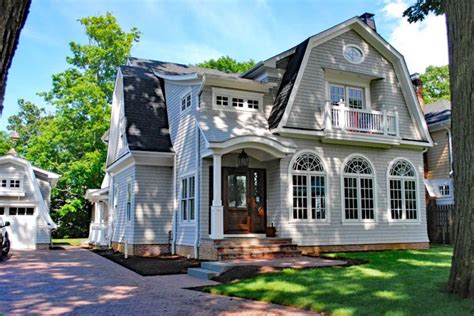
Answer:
[{"xmin": 266, "ymin": 222, "xmax": 276, "ymax": 237}]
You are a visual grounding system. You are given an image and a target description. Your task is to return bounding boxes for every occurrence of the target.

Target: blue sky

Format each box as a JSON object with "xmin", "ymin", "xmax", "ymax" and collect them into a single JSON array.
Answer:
[{"xmin": 0, "ymin": 0, "xmax": 448, "ymax": 131}]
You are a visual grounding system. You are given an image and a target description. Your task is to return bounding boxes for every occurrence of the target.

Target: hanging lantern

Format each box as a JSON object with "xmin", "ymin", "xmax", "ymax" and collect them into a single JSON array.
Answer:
[{"xmin": 238, "ymin": 149, "xmax": 249, "ymax": 168}]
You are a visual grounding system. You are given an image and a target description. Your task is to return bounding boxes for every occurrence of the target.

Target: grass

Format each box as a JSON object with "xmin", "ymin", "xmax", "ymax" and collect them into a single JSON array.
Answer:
[
  {"xmin": 207, "ymin": 246, "xmax": 474, "ymax": 315},
  {"xmin": 52, "ymin": 238, "xmax": 87, "ymax": 247}
]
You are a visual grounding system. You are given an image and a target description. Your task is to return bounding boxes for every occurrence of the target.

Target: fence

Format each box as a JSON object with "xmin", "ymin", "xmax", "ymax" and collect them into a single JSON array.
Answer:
[{"xmin": 427, "ymin": 201, "xmax": 453, "ymax": 244}]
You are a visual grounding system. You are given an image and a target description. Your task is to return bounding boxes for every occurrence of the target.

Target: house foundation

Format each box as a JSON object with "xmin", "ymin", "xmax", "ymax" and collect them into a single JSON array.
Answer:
[{"xmin": 299, "ymin": 242, "xmax": 430, "ymax": 255}]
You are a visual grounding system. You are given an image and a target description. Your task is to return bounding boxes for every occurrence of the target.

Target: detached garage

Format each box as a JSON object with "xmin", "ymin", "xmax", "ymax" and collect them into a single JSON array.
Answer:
[{"xmin": 0, "ymin": 152, "xmax": 59, "ymax": 249}]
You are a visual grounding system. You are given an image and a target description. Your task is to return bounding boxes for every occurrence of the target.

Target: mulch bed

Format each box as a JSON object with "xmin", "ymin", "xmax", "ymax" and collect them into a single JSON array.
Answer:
[
  {"xmin": 91, "ymin": 249, "xmax": 202, "ymax": 276},
  {"xmin": 211, "ymin": 265, "xmax": 278, "ymax": 283}
]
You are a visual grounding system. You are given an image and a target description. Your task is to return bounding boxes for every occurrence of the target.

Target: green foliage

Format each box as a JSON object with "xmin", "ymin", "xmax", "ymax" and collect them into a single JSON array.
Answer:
[
  {"xmin": 403, "ymin": 0, "xmax": 445, "ymax": 23},
  {"xmin": 209, "ymin": 247, "xmax": 473, "ymax": 315},
  {"xmin": 8, "ymin": 12, "xmax": 140, "ymax": 238},
  {"xmin": 197, "ymin": 56, "xmax": 256, "ymax": 73},
  {"xmin": 0, "ymin": 131, "xmax": 13, "ymax": 155},
  {"xmin": 420, "ymin": 65, "xmax": 450, "ymax": 104}
]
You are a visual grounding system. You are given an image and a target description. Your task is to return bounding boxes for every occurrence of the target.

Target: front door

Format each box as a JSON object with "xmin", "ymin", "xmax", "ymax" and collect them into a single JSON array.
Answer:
[{"xmin": 223, "ymin": 168, "xmax": 266, "ymax": 234}]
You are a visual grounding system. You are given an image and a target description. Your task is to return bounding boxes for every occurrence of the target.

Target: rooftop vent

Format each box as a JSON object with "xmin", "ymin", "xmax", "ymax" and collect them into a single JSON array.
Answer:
[{"xmin": 359, "ymin": 12, "xmax": 376, "ymax": 32}]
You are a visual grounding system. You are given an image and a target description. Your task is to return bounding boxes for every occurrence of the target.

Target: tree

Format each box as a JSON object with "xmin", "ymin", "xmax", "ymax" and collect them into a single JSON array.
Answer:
[
  {"xmin": 0, "ymin": 0, "xmax": 31, "ymax": 115},
  {"xmin": 405, "ymin": 0, "xmax": 474, "ymax": 298},
  {"xmin": 197, "ymin": 56, "xmax": 256, "ymax": 73},
  {"xmin": 420, "ymin": 65, "xmax": 450, "ymax": 104},
  {"xmin": 8, "ymin": 12, "xmax": 140, "ymax": 238},
  {"xmin": 0, "ymin": 132, "xmax": 13, "ymax": 155}
]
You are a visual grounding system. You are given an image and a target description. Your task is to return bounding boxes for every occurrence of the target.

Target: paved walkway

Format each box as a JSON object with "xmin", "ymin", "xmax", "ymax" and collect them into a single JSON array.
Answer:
[
  {"xmin": 223, "ymin": 256, "xmax": 347, "ymax": 268},
  {"xmin": 0, "ymin": 247, "xmax": 316, "ymax": 315}
]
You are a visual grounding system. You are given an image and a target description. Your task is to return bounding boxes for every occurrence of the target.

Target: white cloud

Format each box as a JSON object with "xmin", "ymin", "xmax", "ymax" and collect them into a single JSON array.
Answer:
[{"xmin": 381, "ymin": 0, "xmax": 448, "ymax": 73}]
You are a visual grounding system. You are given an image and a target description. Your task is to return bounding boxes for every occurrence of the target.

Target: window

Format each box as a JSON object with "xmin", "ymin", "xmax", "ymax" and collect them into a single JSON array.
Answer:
[
  {"xmin": 329, "ymin": 84, "xmax": 365, "ymax": 109},
  {"xmin": 291, "ymin": 152, "xmax": 327, "ymax": 221},
  {"xmin": 439, "ymin": 185, "xmax": 450, "ymax": 196},
  {"xmin": 126, "ymin": 181, "xmax": 132, "ymax": 222},
  {"xmin": 343, "ymin": 156, "xmax": 375, "ymax": 221},
  {"xmin": 10, "ymin": 180, "xmax": 20, "ymax": 188},
  {"xmin": 0, "ymin": 178, "xmax": 21, "ymax": 189},
  {"xmin": 216, "ymin": 95, "xmax": 228, "ymax": 106},
  {"xmin": 0, "ymin": 207, "xmax": 4, "ymax": 215},
  {"xmin": 232, "ymin": 98, "xmax": 244, "ymax": 108},
  {"xmin": 181, "ymin": 176, "xmax": 195, "ymax": 221},
  {"xmin": 247, "ymin": 99, "xmax": 259, "ymax": 109},
  {"xmin": 6, "ymin": 207, "xmax": 34, "ymax": 216},
  {"xmin": 181, "ymin": 92, "xmax": 192, "ymax": 111},
  {"xmin": 389, "ymin": 160, "xmax": 418, "ymax": 221},
  {"xmin": 1, "ymin": 180, "xmax": 7, "ymax": 188}
]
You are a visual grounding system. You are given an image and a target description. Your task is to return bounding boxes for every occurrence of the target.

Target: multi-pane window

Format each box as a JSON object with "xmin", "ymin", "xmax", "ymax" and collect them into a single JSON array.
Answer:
[
  {"xmin": 181, "ymin": 176, "xmax": 195, "ymax": 221},
  {"xmin": 247, "ymin": 99, "xmax": 259, "ymax": 109},
  {"xmin": 10, "ymin": 180, "xmax": 20, "ymax": 188},
  {"xmin": 181, "ymin": 92, "xmax": 192, "ymax": 111},
  {"xmin": 0, "ymin": 179, "xmax": 21, "ymax": 189},
  {"xmin": 0, "ymin": 207, "xmax": 4, "ymax": 215},
  {"xmin": 389, "ymin": 160, "xmax": 418, "ymax": 221},
  {"xmin": 7, "ymin": 207, "xmax": 34, "ymax": 216},
  {"xmin": 329, "ymin": 84, "xmax": 365, "ymax": 109},
  {"xmin": 232, "ymin": 98, "xmax": 244, "ymax": 108},
  {"xmin": 126, "ymin": 181, "xmax": 132, "ymax": 222},
  {"xmin": 343, "ymin": 156, "xmax": 375, "ymax": 221},
  {"xmin": 291, "ymin": 152, "xmax": 326, "ymax": 221},
  {"xmin": 216, "ymin": 95, "xmax": 229, "ymax": 106},
  {"xmin": 439, "ymin": 185, "xmax": 450, "ymax": 196},
  {"xmin": 1, "ymin": 180, "xmax": 7, "ymax": 188}
]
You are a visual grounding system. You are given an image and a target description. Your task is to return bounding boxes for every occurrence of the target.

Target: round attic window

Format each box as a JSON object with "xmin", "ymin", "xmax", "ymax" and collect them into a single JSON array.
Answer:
[{"xmin": 343, "ymin": 45, "xmax": 364, "ymax": 64}]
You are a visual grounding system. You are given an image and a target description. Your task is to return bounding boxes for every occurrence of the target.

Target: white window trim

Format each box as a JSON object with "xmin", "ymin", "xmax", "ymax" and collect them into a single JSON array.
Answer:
[
  {"xmin": 342, "ymin": 44, "xmax": 366, "ymax": 64},
  {"xmin": 180, "ymin": 173, "xmax": 196, "ymax": 225},
  {"xmin": 212, "ymin": 87, "xmax": 264, "ymax": 113},
  {"xmin": 0, "ymin": 175, "xmax": 25, "ymax": 192},
  {"xmin": 126, "ymin": 178, "xmax": 133, "ymax": 224},
  {"xmin": 112, "ymin": 182, "xmax": 119, "ymax": 225},
  {"xmin": 328, "ymin": 82, "xmax": 370, "ymax": 110},
  {"xmin": 180, "ymin": 88, "xmax": 193, "ymax": 112},
  {"xmin": 340, "ymin": 154, "xmax": 378, "ymax": 224},
  {"xmin": 288, "ymin": 150, "xmax": 330, "ymax": 224},
  {"xmin": 324, "ymin": 71, "xmax": 372, "ymax": 110},
  {"xmin": 386, "ymin": 158, "xmax": 421, "ymax": 224}
]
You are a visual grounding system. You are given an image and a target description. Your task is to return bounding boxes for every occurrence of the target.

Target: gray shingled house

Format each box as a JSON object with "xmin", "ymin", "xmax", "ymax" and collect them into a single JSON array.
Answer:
[{"xmin": 87, "ymin": 14, "xmax": 433, "ymax": 259}]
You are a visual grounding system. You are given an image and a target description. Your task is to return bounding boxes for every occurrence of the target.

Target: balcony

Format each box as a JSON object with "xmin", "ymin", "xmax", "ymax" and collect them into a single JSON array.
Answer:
[{"xmin": 323, "ymin": 102, "xmax": 400, "ymax": 146}]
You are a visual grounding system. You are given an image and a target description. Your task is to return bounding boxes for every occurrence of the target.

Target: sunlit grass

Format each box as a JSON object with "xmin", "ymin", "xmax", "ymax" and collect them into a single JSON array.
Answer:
[
  {"xmin": 207, "ymin": 246, "xmax": 474, "ymax": 315},
  {"xmin": 52, "ymin": 238, "xmax": 87, "ymax": 246}
]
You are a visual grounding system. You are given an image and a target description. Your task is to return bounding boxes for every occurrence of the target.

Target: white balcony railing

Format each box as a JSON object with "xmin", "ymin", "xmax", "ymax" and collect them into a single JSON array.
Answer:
[{"xmin": 325, "ymin": 102, "xmax": 399, "ymax": 137}]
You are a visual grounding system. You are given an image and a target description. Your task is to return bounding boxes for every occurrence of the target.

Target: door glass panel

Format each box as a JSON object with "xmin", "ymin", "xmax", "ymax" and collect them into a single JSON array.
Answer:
[{"xmin": 228, "ymin": 175, "xmax": 247, "ymax": 208}]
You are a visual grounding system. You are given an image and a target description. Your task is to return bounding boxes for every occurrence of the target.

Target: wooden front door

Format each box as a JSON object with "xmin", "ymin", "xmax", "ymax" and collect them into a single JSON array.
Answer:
[{"xmin": 223, "ymin": 168, "xmax": 266, "ymax": 234}]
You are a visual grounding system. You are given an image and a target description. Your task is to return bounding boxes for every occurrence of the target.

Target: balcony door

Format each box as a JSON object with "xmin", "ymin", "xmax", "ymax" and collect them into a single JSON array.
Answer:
[{"xmin": 223, "ymin": 168, "xmax": 266, "ymax": 234}]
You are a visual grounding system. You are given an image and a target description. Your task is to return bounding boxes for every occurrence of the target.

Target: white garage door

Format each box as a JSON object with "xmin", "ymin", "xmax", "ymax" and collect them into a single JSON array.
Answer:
[{"xmin": 0, "ymin": 206, "xmax": 37, "ymax": 249}]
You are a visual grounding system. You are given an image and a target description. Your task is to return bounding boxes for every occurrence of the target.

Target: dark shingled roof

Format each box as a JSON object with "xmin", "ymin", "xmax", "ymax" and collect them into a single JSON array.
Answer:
[
  {"xmin": 120, "ymin": 65, "xmax": 173, "ymax": 152},
  {"xmin": 128, "ymin": 57, "xmax": 240, "ymax": 78},
  {"xmin": 423, "ymin": 100, "xmax": 451, "ymax": 126},
  {"xmin": 268, "ymin": 39, "xmax": 309, "ymax": 129}
]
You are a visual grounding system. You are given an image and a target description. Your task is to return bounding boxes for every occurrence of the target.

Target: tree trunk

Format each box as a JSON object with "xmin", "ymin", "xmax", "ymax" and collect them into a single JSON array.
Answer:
[
  {"xmin": 446, "ymin": 0, "xmax": 474, "ymax": 299},
  {"xmin": 0, "ymin": 0, "xmax": 31, "ymax": 115}
]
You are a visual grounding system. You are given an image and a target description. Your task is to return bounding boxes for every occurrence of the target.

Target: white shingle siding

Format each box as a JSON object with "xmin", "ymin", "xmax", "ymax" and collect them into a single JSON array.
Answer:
[
  {"xmin": 36, "ymin": 215, "xmax": 51, "ymax": 244},
  {"xmin": 165, "ymin": 81, "xmax": 200, "ymax": 246},
  {"xmin": 133, "ymin": 165, "xmax": 174, "ymax": 244},
  {"xmin": 286, "ymin": 30, "xmax": 420, "ymax": 140},
  {"xmin": 111, "ymin": 166, "xmax": 135, "ymax": 243}
]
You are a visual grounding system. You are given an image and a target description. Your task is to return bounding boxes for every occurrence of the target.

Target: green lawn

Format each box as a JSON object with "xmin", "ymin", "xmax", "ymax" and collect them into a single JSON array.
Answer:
[
  {"xmin": 208, "ymin": 246, "xmax": 473, "ymax": 315},
  {"xmin": 52, "ymin": 238, "xmax": 87, "ymax": 247}
]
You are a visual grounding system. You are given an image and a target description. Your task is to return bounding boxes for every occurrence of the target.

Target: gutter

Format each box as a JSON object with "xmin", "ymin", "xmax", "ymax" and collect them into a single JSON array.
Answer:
[{"xmin": 194, "ymin": 121, "xmax": 201, "ymax": 258}]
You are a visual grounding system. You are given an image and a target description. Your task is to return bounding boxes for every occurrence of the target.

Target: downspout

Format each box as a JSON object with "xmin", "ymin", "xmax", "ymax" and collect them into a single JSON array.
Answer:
[
  {"xmin": 194, "ymin": 122, "xmax": 201, "ymax": 258},
  {"xmin": 446, "ymin": 128, "xmax": 453, "ymax": 176},
  {"xmin": 171, "ymin": 154, "xmax": 177, "ymax": 254}
]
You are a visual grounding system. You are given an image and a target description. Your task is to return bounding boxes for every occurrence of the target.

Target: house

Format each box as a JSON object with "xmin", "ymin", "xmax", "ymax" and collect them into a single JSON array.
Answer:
[
  {"xmin": 87, "ymin": 13, "xmax": 433, "ymax": 259},
  {"xmin": 0, "ymin": 151, "xmax": 59, "ymax": 249},
  {"xmin": 422, "ymin": 99, "xmax": 453, "ymax": 205}
]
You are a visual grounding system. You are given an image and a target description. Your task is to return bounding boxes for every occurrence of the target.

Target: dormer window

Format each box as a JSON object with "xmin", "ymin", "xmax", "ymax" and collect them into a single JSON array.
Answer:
[
  {"xmin": 212, "ymin": 88, "xmax": 263, "ymax": 113},
  {"xmin": 0, "ymin": 177, "xmax": 24, "ymax": 196},
  {"xmin": 329, "ymin": 84, "xmax": 364, "ymax": 109},
  {"xmin": 181, "ymin": 91, "xmax": 192, "ymax": 111},
  {"xmin": 10, "ymin": 180, "xmax": 20, "ymax": 188}
]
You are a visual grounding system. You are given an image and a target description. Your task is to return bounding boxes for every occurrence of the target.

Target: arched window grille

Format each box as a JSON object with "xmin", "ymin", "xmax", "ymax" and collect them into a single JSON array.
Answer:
[{"xmin": 343, "ymin": 156, "xmax": 375, "ymax": 220}]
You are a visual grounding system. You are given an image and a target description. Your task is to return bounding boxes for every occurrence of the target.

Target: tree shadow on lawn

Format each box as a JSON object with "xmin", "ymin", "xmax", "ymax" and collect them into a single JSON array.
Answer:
[{"xmin": 206, "ymin": 247, "xmax": 474, "ymax": 315}]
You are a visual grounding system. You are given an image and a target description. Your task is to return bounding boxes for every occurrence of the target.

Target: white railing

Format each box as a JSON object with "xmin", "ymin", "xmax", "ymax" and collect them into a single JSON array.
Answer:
[{"xmin": 325, "ymin": 102, "xmax": 399, "ymax": 136}]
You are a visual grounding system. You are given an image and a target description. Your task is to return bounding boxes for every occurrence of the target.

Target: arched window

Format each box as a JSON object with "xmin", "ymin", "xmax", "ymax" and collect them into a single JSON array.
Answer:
[
  {"xmin": 388, "ymin": 159, "xmax": 418, "ymax": 220},
  {"xmin": 291, "ymin": 152, "xmax": 327, "ymax": 221},
  {"xmin": 343, "ymin": 156, "xmax": 375, "ymax": 221}
]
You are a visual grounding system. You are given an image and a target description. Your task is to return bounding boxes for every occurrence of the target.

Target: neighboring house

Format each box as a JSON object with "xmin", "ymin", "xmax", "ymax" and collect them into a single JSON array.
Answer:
[
  {"xmin": 87, "ymin": 13, "xmax": 433, "ymax": 259},
  {"xmin": 0, "ymin": 151, "xmax": 59, "ymax": 249},
  {"xmin": 422, "ymin": 100, "xmax": 453, "ymax": 205}
]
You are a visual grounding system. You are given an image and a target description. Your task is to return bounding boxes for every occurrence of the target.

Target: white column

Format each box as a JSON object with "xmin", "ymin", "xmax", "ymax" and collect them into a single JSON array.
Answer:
[{"xmin": 210, "ymin": 154, "xmax": 224, "ymax": 239}]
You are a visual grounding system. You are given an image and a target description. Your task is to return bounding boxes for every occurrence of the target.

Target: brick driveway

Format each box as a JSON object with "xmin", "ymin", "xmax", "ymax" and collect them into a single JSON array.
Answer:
[{"xmin": 0, "ymin": 247, "xmax": 315, "ymax": 315}]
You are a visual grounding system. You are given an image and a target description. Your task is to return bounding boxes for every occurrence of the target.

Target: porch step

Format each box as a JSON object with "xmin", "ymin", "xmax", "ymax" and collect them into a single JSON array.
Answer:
[
  {"xmin": 187, "ymin": 267, "xmax": 219, "ymax": 280},
  {"xmin": 201, "ymin": 261, "xmax": 235, "ymax": 273},
  {"xmin": 219, "ymin": 249, "xmax": 302, "ymax": 260},
  {"xmin": 216, "ymin": 243, "xmax": 298, "ymax": 254},
  {"xmin": 213, "ymin": 238, "xmax": 293, "ymax": 246}
]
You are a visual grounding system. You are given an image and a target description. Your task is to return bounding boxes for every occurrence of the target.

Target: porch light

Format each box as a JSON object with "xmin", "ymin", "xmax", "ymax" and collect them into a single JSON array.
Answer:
[{"xmin": 238, "ymin": 150, "xmax": 249, "ymax": 168}]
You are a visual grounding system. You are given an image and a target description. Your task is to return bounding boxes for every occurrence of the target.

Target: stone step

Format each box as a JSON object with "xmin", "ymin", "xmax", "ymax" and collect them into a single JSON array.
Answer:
[
  {"xmin": 216, "ymin": 244, "xmax": 298, "ymax": 254},
  {"xmin": 219, "ymin": 249, "xmax": 302, "ymax": 260},
  {"xmin": 187, "ymin": 267, "xmax": 219, "ymax": 280},
  {"xmin": 213, "ymin": 238, "xmax": 292, "ymax": 246},
  {"xmin": 201, "ymin": 261, "xmax": 235, "ymax": 273}
]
